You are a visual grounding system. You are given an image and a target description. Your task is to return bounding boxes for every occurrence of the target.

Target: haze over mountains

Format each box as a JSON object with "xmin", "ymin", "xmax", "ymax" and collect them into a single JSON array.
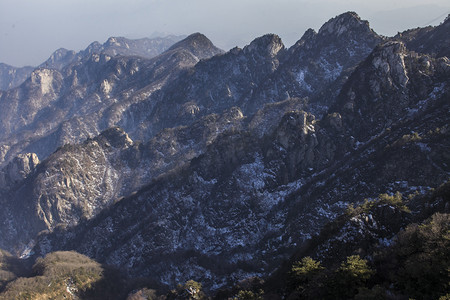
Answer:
[
  {"xmin": 0, "ymin": 11, "xmax": 448, "ymax": 299},
  {"xmin": 0, "ymin": 35, "xmax": 185, "ymax": 91}
]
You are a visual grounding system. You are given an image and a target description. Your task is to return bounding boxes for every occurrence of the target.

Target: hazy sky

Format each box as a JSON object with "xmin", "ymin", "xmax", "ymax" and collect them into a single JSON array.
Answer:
[{"xmin": 1, "ymin": 0, "xmax": 449, "ymax": 67}]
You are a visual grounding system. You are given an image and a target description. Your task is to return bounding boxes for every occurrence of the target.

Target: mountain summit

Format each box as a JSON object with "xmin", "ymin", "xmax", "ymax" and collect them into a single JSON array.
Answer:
[
  {"xmin": 243, "ymin": 34, "xmax": 285, "ymax": 57},
  {"xmin": 167, "ymin": 32, "xmax": 224, "ymax": 60},
  {"xmin": 318, "ymin": 11, "xmax": 374, "ymax": 37}
]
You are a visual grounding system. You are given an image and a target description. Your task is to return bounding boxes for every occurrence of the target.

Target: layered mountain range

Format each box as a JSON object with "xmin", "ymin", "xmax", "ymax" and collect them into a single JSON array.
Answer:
[
  {"xmin": 0, "ymin": 11, "xmax": 448, "ymax": 298},
  {"xmin": 0, "ymin": 35, "xmax": 184, "ymax": 91}
]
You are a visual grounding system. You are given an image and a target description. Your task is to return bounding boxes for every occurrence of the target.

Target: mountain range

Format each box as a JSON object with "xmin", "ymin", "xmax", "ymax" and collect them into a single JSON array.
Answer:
[
  {"xmin": 0, "ymin": 11, "xmax": 448, "ymax": 299},
  {"xmin": 0, "ymin": 35, "xmax": 185, "ymax": 91}
]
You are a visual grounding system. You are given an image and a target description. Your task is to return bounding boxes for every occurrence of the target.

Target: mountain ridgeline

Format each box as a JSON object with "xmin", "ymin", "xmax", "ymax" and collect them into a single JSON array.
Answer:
[
  {"xmin": 0, "ymin": 12, "xmax": 449, "ymax": 299},
  {"xmin": 0, "ymin": 35, "xmax": 186, "ymax": 91}
]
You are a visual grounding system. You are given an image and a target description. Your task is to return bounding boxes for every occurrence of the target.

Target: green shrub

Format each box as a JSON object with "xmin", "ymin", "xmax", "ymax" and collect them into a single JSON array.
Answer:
[
  {"xmin": 347, "ymin": 191, "xmax": 410, "ymax": 216},
  {"xmin": 234, "ymin": 289, "xmax": 264, "ymax": 300},
  {"xmin": 289, "ymin": 257, "xmax": 326, "ymax": 299},
  {"xmin": 328, "ymin": 255, "xmax": 374, "ymax": 299},
  {"xmin": 0, "ymin": 251, "xmax": 105, "ymax": 299},
  {"xmin": 391, "ymin": 213, "xmax": 449, "ymax": 299}
]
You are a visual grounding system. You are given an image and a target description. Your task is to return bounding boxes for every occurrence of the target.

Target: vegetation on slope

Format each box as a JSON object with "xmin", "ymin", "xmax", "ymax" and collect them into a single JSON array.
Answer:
[
  {"xmin": 0, "ymin": 184, "xmax": 448, "ymax": 299},
  {"xmin": 0, "ymin": 251, "xmax": 127, "ymax": 299}
]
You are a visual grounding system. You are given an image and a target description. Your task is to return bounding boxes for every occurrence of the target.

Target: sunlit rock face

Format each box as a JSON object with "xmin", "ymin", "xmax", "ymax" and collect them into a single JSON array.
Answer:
[{"xmin": 333, "ymin": 40, "xmax": 450, "ymax": 142}]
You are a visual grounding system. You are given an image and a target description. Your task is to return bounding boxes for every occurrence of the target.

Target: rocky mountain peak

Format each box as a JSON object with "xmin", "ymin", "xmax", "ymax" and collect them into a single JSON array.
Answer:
[
  {"xmin": 370, "ymin": 41, "xmax": 409, "ymax": 87},
  {"xmin": 84, "ymin": 41, "xmax": 103, "ymax": 55},
  {"xmin": 168, "ymin": 33, "xmax": 223, "ymax": 58},
  {"xmin": 318, "ymin": 11, "xmax": 372, "ymax": 37},
  {"xmin": 291, "ymin": 28, "xmax": 317, "ymax": 50},
  {"xmin": 105, "ymin": 36, "xmax": 123, "ymax": 47},
  {"xmin": 169, "ymin": 32, "xmax": 219, "ymax": 50},
  {"xmin": 176, "ymin": 32, "xmax": 211, "ymax": 46},
  {"xmin": 244, "ymin": 34, "xmax": 285, "ymax": 57},
  {"xmin": 41, "ymin": 48, "xmax": 77, "ymax": 70},
  {"xmin": 274, "ymin": 12, "xmax": 382, "ymax": 112}
]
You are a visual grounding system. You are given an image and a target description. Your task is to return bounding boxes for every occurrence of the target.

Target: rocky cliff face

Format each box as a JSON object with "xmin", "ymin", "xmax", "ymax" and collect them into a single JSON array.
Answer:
[
  {"xmin": 0, "ymin": 11, "xmax": 448, "ymax": 294},
  {"xmin": 332, "ymin": 40, "xmax": 450, "ymax": 142}
]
